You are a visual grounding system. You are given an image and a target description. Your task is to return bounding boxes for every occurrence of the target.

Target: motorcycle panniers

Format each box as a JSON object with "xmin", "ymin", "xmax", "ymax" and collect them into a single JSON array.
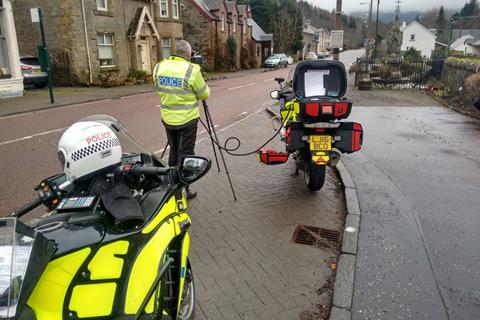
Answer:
[{"xmin": 332, "ymin": 122, "xmax": 363, "ymax": 153}]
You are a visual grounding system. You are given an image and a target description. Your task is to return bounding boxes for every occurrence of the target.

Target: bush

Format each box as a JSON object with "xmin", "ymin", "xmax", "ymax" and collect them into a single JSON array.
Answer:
[
  {"xmin": 226, "ymin": 36, "xmax": 238, "ymax": 70},
  {"xmin": 378, "ymin": 65, "xmax": 393, "ymax": 79},
  {"xmin": 465, "ymin": 73, "xmax": 480, "ymax": 104},
  {"xmin": 403, "ymin": 47, "xmax": 422, "ymax": 63},
  {"xmin": 127, "ymin": 68, "xmax": 150, "ymax": 85}
]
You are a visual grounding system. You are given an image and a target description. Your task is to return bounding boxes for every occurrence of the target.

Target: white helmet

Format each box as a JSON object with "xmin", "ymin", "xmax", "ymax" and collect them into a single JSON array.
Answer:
[{"xmin": 58, "ymin": 121, "xmax": 122, "ymax": 183}]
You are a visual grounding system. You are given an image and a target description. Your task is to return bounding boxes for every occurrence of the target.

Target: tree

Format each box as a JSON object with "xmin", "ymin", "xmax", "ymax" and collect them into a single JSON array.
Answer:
[{"xmin": 435, "ymin": 6, "xmax": 448, "ymax": 44}]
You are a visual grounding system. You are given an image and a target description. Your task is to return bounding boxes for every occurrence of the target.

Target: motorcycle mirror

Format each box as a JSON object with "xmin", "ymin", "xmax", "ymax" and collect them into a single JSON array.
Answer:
[
  {"xmin": 274, "ymin": 77, "xmax": 285, "ymax": 84},
  {"xmin": 179, "ymin": 156, "xmax": 212, "ymax": 185},
  {"xmin": 270, "ymin": 90, "xmax": 280, "ymax": 100}
]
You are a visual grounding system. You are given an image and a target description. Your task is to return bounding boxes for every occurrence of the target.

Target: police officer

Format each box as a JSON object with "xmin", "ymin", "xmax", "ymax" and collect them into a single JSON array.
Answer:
[{"xmin": 153, "ymin": 40, "xmax": 210, "ymax": 199}]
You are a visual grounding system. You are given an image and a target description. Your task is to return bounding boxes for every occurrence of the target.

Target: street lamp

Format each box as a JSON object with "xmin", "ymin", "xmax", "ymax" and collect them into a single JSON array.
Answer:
[{"xmin": 360, "ymin": 0, "xmax": 373, "ymax": 38}]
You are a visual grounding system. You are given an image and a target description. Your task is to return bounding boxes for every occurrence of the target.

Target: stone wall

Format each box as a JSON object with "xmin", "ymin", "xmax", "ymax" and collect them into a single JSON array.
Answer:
[
  {"xmin": 181, "ymin": 0, "xmax": 214, "ymax": 70},
  {"xmin": 441, "ymin": 58, "xmax": 480, "ymax": 93}
]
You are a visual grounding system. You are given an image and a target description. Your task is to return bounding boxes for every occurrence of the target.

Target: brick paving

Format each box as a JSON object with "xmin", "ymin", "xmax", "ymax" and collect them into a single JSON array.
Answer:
[{"xmin": 187, "ymin": 109, "xmax": 346, "ymax": 319}]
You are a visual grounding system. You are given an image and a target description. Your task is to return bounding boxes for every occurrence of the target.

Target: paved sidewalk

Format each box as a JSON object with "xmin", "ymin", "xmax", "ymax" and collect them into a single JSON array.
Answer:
[
  {"xmin": 0, "ymin": 68, "xmax": 267, "ymax": 117},
  {"xmin": 188, "ymin": 110, "xmax": 346, "ymax": 319}
]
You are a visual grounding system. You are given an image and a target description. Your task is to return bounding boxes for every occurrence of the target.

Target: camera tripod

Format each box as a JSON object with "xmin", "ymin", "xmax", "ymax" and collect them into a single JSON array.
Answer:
[{"xmin": 160, "ymin": 100, "xmax": 237, "ymax": 201}]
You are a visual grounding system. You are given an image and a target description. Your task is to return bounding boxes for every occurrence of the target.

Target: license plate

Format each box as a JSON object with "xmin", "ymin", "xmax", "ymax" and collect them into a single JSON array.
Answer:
[
  {"xmin": 310, "ymin": 135, "xmax": 332, "ymax": 151},
  {"xmin": 32, "ymin": 68, "xmax": 41, "ymax": 74}
]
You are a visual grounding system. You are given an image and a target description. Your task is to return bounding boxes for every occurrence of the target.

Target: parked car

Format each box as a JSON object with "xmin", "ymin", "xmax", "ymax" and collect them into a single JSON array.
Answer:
[
  {"xmin": 20, "ymin": 56, "xmax": 48, "ymax": 88},
  {"xmin": 264, "ymin": 54, "xmax": 289, "ymax": 68},
  {"xmin": 305, "ymin": 52, "xmax": 317, "ymax": 60},
  {"xmin": 317, "ymin": 52, "xmax": 326, "ymax": 59},
  {"xmin": 287, "ymin": 56, "xmax": 294, "ymax": 65}
]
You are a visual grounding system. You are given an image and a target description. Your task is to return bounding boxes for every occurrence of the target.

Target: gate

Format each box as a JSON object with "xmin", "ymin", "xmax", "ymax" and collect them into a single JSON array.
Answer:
[{"xmin": 366, "ymin": 58, "xmax": 444, "ymax": 90}]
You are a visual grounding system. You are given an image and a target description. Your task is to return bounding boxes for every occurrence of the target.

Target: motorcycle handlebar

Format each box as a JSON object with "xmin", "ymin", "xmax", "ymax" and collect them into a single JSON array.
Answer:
[
  {"xmin": 131, "ymin": 165, "xmax": 170, "ymax": 177},
  {"xmin": 13, "ymin": 197, "xmax": 43, "ymax": 218}
]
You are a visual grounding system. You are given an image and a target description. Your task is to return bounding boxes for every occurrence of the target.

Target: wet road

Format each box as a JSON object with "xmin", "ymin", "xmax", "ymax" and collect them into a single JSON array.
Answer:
[{"xmin": 343, "ymin": 106, "xmax": 480, "ymax": 319}]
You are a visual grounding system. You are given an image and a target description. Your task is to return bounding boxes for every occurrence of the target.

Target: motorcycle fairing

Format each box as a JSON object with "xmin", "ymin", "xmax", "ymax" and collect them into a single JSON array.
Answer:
[
  {"xmin": 27, "ymin": 248, "xmax": 91, "ymax": 320},
  {"xmin": 26, "ymin": 190, "xmax": 191, "ymax": 320}
]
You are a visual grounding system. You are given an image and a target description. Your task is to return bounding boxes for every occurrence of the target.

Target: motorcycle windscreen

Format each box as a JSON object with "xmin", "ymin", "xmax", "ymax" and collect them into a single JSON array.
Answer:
[{"xmin": 0, "ymin": 218, "xmax": 55, "ymax": 319}]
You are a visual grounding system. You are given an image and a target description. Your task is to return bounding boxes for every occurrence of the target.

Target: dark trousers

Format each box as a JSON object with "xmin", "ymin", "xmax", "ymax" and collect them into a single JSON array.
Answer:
[{"xmin": 165, "ymin": 121, "xmax": 198, "ymax": 167}]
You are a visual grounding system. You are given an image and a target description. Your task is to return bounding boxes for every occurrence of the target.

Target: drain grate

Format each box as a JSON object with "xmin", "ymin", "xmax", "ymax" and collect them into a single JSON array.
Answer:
[{"xmin": 292, "ymin": 224, "xmax": 342, "ymax": 248}]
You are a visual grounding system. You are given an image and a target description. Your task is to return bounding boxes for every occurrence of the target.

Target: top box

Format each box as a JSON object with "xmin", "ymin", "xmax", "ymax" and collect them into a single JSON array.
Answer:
[{"xmin": 292, "ymin": 60, "xmax": 347, "ymax": 99}]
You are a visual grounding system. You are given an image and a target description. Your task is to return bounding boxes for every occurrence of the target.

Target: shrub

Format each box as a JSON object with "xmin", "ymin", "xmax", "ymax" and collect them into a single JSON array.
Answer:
[
  {"xmin": 465, "ymin": 73, "xmax": 480, "ymax": 104},
  {"xmin": 403, "ymin": 47, "xmax": 422, "ymax": 63},
  {"xmin": 226, "ymin": 36, "xmax": 238, "ymax": 70}
]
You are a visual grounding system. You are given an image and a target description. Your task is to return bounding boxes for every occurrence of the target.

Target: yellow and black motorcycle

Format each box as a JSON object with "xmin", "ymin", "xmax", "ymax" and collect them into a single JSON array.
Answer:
[
  {"xmin": 0, "ymin": 115, "xmax": 210, "ymax": 320},
  {"xmin": 258, "ymin": 60, "xmax": 363, "ymax": 191}
]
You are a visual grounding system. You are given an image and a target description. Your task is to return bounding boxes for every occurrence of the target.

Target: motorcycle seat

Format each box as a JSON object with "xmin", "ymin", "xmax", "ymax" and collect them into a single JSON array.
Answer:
[{"xmin": 140, "ymin": 184, "xmax": 170, "ymax": 219}]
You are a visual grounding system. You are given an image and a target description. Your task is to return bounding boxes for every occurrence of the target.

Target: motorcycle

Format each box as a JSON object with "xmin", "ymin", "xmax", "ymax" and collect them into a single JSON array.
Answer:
[
  {"xmin": 0, "ymin": 115, "xmax": 211, "ymax": 320},
  {"xmin": 257, "ymin": 60, "xmax": 363, "ymax": 191}
]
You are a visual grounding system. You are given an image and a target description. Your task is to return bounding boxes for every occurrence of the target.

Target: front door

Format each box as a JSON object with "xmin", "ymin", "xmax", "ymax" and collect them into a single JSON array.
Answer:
[{"xmin": 140, "ymin": 40, "xmax": 151, "ymax": 74}]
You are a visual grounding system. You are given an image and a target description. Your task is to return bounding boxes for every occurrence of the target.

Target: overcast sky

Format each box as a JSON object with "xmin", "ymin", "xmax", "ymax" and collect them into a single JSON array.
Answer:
[{"xmin": 306, "ymin": 0, "xmax": 464, "ymax": 13}]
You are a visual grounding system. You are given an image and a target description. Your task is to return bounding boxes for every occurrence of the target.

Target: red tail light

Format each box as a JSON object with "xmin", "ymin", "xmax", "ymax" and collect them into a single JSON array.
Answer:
[
  {"xmin": 21, "ymin": 65, "xmax": 32, "ymax": 71},
  {"xmin": 306, "ymin": 103, "xmax": 319, "ymax": 117},
  {"xmin": 334, "ymin": 102, "xmax": 348, "ymax": 117}
]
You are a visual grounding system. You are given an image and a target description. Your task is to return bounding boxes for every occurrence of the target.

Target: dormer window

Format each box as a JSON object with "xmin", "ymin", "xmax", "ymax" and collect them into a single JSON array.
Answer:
[
  {"xmin": 160, "ymin": 0, "xmax": 168, "ymax": 17},
  {"xmin": 221, "ymin": 13, "xmax": 225, "ymax": 31},
  {"xmin": 96, "ymin": 0, "xmax": 108, "ymax": 11},
  {"xmin": 243, "ymin": 18, "xmax": 246, "ymax": 34},
  {"xmin": 233, "ymin": 15, "xmax": 237, "ymax": 32}
]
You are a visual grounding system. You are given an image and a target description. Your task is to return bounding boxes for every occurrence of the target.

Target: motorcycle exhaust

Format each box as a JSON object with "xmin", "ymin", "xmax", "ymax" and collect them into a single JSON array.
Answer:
[{"xmin": 327, "ymin": 149, "xmax": 341, "ymax": 167}]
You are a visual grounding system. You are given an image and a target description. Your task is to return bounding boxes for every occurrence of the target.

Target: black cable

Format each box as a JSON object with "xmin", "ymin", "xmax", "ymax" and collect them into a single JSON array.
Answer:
[{"xmin": 198, "ymin": 107, "xmax": 293, "ymax": 157}]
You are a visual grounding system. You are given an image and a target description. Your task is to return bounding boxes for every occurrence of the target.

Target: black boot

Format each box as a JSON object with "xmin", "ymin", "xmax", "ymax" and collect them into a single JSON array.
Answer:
[{"xmin": 186, "ymin": 187, "xmax": 197, "ymax": 200}]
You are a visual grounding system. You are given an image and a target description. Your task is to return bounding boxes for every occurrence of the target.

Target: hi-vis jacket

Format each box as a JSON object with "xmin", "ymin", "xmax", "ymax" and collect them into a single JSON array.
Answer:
[{"xmin": 153, "ymin": 56, "xmax": 210, "ymax": 127}]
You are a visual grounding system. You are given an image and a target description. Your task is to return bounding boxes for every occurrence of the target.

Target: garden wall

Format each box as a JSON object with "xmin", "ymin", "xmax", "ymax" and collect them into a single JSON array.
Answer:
[{"xmin": 441, "ymin": 58, "xmax": 480, "ymax": 93}]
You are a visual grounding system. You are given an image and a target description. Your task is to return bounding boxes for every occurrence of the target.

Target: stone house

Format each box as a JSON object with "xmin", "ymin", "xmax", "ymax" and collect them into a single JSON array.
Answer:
[
  {"xmin": 182, "ymin": 0, "xmax": 260, "ymax": 71},
  {"xmin": 13, "ymin": 0, "xmax": 183, "ymax": 86},
  {"xmin": 247, "ymin": 18, "xmax": 273, "ymax": 67},
  {"xmin": 0, "ymin": 0, "xmax": 23, "ymax": 98}
]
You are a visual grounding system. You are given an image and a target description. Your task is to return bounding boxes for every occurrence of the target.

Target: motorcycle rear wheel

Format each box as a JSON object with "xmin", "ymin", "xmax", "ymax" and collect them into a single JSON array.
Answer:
[
  {"xmin": 178, "ymin": 265, "xmax": 195, "ymax": 320},
  {"xmin": 305, "ymin": 163, "xmax": 326, "ymax": 192}
]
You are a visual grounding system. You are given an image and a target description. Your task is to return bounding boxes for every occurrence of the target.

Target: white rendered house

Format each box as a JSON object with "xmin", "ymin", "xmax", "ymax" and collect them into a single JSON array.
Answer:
[
  {"xmin": 400, "ymin": 20, "xmax": 436, "ymax": 58},
  {"xmin": 0, "ymin": 0, "xmax": 23, "ymax": 98}
]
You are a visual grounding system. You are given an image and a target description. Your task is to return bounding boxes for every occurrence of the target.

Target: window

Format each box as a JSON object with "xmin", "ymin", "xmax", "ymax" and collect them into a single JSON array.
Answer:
[
  {"xmin": 96, "ymin": 0, "xmax": 108, "ymax": 11},
  {"xmin": 0, "ymin": 13, "xmax": 11, "ymax": 77},
  {"xmin": 221, "ymin": 13, "xmax": 225, "ymax": 31},
  {"xmin": 160, "ymin": 0, "xmax": 168, "ymax": 17},
  {"xmin": 256, "ymin": 45, "xmax": 260, "ymax": 57},
  {"xmin": 162, "ymin": 37, "xmax": 171, "ymax": 59},
  {"xmin": 172, "ymin": 0, "xmax": 179, "ymax": 19},
  {"xmin": 410, "ymin": 34, "xmax": 415, "ymax": 41},
  {"xmin": 243, "ymin": 18, "xmax": 246, "ymax": 34},
  {"xmin": 233, "ymin": 15, "xmax": 236, "ymax": 33},
  {"xmin": 97, "ymin": 33, "xmax": 115, "ymax": 67}
]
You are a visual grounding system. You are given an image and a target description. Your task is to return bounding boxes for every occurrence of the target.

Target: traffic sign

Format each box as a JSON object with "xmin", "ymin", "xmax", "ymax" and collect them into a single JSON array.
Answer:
[
  {"xmin": 331, "ymin": 30, "xmax": 344, "ymax": 49},
  {"xmin": 30, "ymin": 8, "xmax": 40, "ymax": 23}
]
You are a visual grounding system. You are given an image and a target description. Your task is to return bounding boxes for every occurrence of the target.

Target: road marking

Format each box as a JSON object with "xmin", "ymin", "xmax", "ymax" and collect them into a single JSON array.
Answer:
[
  {"xmin": 155, "ymin": 104, "xmax": 161, "ymax": 108},
  {"xmin": 0, "ymin": 99, "xmax": 113, "ymax": 120},
  {"xmin": 228, "ymin": 83, "xmax": 256, "ymax": 91},
  {"xmin": 264, "ymin": 79, "xmax": 272, "ymax": 82},
  {"xmin": 0, "ymin": 127, "xmax": 66, "ymax": 147}
]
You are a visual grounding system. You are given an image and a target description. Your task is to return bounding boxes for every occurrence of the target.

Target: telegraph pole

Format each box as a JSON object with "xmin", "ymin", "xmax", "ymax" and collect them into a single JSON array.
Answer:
[
  {"xmin": 373, "ymin": 0, "xmax": 380, "ymax": 59},
  {"xmin": 333, "ymin": 0, "xmax": 342, "ymax": 60}
]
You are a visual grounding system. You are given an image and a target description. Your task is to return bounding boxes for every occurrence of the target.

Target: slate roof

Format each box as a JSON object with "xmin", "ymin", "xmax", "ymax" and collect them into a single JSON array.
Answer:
[
  {"xmin": 191, "ymin": 0, "xmax": 219, "ymax": 19},
  {"xmin": 204, "ymin": 0, "xmax": 221, "ymax": 10},
  {"xmin": 248, "ymin": 18, "xmax": 273, "ymax": 42},
  {"xmin": 452, "ymin": 29, "xmax": 480, "ymax": 42}
]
